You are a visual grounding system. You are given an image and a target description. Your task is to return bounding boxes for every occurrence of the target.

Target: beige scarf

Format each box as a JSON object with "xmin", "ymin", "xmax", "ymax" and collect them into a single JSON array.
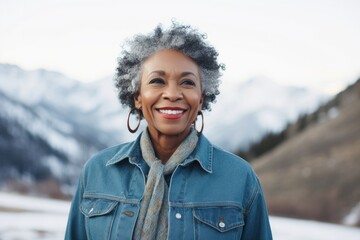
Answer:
[{"xmin": 133, "ymin": 128, "xmax": 198, "ymax": 240}]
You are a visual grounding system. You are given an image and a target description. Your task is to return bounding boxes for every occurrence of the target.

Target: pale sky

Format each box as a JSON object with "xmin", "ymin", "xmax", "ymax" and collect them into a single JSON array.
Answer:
[{"xmin": 1, "ymin": 0, "xmax": 360, "ymax": 94}]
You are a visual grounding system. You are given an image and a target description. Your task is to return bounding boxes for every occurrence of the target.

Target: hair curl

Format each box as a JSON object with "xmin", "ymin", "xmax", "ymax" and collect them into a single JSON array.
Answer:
[{"xmin": 114, "ymin": 22, "xmax": 224, "ymax": 113}]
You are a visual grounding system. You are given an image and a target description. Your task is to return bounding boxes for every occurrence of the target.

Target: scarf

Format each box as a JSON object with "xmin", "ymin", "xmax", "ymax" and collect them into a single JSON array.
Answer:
[{"xmin": 133, "ymin": 128, "xmax": 198, "ymax": 240}]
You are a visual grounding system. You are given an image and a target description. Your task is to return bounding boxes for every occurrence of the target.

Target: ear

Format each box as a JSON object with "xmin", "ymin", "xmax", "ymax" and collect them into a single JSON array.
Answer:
[
  {"xmin": 134, "ymin": 92, "xmax": 142, "ymax": 109},
  {"xmin": 198, "ymin": 95, "xmax": 204, "ymax": 111}
]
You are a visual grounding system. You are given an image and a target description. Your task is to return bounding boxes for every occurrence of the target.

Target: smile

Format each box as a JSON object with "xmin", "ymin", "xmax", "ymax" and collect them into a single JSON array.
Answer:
[
  {"xmin": 157, "ymin": 108, "xmax": 186, "ymax": 119},
  {"xmin": 159, "ymin": 109, "xmax": 184, "ymax": 115}
]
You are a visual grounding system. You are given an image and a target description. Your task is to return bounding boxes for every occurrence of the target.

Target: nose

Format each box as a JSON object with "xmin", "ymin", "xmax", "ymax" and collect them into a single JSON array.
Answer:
[{"xmin": 163, "ymin": 84, "xmax": 183, "ymax": 101}]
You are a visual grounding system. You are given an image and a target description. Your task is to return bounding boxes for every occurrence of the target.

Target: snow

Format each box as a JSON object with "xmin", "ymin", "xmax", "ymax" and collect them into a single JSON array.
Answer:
[
  {"xmin": 0, "ymin": 192, "xmax": 69, "ymax": 213},
  {"xmin": 343, "ymin": 202, "xmax": 360, "ymax": 226},
  {"xmin": 271, "ymin": 216, "xmax": 360, "ymax": 240},
  {"xmin": 0, "ymin": 192, "xmax": 359, "ymax": 240},
  {"xmin": 0, "ymin": 95, "xmax": 83, "ymax": 159},
  {"xmin": 203, "ymin": 76, "xmax": 330, "ymax": 150},
  {"xmin": 0, "ymin": 193, "xmax": 69, "ymax": 240},
  {"xmin": 0, "ymin": 212, "xmax": 67, "ymax": 240}
]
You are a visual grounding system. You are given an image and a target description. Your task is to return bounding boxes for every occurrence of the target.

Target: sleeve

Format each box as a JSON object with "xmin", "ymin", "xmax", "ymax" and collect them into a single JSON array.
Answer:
[
  {"xmin": 241, "ymin": 179, "xmax": 273, "ymax": 240},
  {"xmin": 64, "ymin": 177, "xmax": 87, "ymax": 240}
]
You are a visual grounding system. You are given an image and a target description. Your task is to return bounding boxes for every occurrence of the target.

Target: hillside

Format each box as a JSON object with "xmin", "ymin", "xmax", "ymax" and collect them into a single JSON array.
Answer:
[{"xmin": 252, "ymin": 79, "xmax": 360, "ymax": 226}]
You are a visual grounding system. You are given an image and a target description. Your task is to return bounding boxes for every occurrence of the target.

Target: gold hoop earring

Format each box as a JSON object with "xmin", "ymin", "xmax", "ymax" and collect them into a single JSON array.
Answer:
[
  {"xmin": 194, "ymin": 111, "xmax": 204, "ymax": 135},
  {"xmin": 127, "ymin": 108, "xmax": 141, "ymax": 133}
]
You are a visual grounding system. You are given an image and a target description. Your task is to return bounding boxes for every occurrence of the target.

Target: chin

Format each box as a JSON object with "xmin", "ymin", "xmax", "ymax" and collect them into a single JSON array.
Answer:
[{"xmin": 157, "ymin": 126, "xmax": 191, "ymax": 137}]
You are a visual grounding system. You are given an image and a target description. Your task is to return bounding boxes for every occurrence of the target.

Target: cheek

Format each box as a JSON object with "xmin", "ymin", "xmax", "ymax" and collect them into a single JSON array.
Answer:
[
  {"xmin": 138, "ymin": 90, "xmax": 156, "ymax": 107},
  {"xmin": 188, "ymin": 94, "xmax": 203, "ymax": 123},
  {"xmin": 189, "ymin": 92, "xmax": 203, "ymax": 108},
  {"xmin": 141, "ymin": 90, "xmax": 155, "ymax": 100}
]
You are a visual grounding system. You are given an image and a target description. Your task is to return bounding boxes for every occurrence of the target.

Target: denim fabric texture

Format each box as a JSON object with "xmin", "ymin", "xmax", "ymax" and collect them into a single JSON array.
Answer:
[{"xmin": 65, "ymin": 133, "xmax": 273, "ymax": 240}]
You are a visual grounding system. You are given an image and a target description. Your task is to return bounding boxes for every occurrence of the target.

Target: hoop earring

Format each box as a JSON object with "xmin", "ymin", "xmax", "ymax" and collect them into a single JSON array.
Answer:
[
  {"xmin": 127, "ymin": 108, "xmax": 141, "ymax": 133},
  {"xmin": 194, "ymin": 111, "xmax": 204, "ymax": 135}
]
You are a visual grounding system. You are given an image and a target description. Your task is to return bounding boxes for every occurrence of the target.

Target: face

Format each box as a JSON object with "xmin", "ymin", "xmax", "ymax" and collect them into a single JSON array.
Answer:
[{"xmin": 134, "ymin": 49, "xmax": 203, "ymax": 139}]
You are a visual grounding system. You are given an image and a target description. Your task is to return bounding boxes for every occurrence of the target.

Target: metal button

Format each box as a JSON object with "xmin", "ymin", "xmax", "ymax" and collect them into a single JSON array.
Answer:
[
  {"xmin": 89, "ymin": 208, "xmax": 94, "ymax": 214},
  {"xmin": 175, "ymin": 213, "xmax": 182, "ymax": 219},
  {"xmin": 219, "ymin": 221, "xmax": 225, "ymax": 228}
]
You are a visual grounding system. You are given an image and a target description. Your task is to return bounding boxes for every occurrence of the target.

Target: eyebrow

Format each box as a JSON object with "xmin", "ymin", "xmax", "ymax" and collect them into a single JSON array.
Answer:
[{"xmin": 147, "ymin": 70, "xmax": 198, "ymax": 78}]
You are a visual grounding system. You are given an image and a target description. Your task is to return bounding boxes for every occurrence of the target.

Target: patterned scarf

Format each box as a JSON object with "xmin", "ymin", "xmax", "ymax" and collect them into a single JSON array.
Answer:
[{"xmin": 133, "ymin": 128, "xmax": 198, "ymax": 240}]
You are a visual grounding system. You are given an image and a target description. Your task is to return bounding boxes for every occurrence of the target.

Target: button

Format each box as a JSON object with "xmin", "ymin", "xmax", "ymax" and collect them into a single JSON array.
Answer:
[
  {"xmin": 121, "ymin": 211, "xmax": 135, "ymax": 217},
  {"xmin": 219, "ymin": 221, "xmax": 225, "ymax": 228},
  {"xmin": 175, "ymin": 213, "xmax": 182, "ymax": 219},
  {"xmin": 89, "ymin": 208, "xmax": 94, "ymax": 214}
]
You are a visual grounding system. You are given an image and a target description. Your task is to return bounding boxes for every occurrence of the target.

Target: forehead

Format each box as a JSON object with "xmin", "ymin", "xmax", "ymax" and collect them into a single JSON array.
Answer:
[{"xmin": 141, "ymin": 49, "xmax": 200, "ymax": 75}]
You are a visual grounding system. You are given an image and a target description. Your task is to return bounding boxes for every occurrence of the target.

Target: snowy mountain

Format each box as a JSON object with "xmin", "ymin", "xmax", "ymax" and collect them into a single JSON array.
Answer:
[
  {"xmin": 0, "ymin": 86, "xmax": 109, "ymax": 193},
  {"xmin": 0, "ymin": 64, "xmax": 120, "ymax": 193},
  {"xmin": 0, "ymin": 63, "xmax": 328, "ymax": 194},
  {"xmin": 204, "ymin": 77, "xmax": 329, "ymax": 150},
  {"xmin": 0, "ymin": 64, "xmax": 139, "ymax": 143}
]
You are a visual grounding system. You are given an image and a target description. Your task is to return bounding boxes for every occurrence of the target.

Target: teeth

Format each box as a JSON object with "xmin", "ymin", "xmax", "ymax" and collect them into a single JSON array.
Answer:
[{"xmin": 159, "ymin": 109, "xmax": 184, "ymax": 115}]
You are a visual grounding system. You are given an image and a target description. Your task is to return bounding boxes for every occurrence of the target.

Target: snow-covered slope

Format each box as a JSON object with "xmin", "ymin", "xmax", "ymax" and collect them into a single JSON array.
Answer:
[
  {"xmin": 204, "ymin": 77, "xmax": 328, "ymax": 150},
  {"xmin": 0, "ymin": 65, "xmax": 116, "ymax": 189},
  {"xmin": 0, "ymin": 192, "xmax": 359, "ymax": 240},
  {"xmin": 0, "ymin": 64, "xmax": 133, "ymax": 143},
  {"xmin": 0, "ymin": 89, "xmax": 110, "ymax": 192}
]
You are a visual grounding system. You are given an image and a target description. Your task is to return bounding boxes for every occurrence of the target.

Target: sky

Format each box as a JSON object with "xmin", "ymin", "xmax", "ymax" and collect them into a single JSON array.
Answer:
[{"xmin": 1, "ymin": 0, "xmax": 360, "ymax": 94}]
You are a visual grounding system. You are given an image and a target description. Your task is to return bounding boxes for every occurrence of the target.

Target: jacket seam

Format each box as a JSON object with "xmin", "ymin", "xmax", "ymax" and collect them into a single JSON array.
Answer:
[
  {"xmin": 169, "ymin": 201, "xmax": 245, "ymax": 212},
  {"xmin": 244, "ymin": 180, "xmax": 260, "ymax": 216},
  {"xmin": 82, "ymin": 193, "xmax": 140, "ymax": 204}
]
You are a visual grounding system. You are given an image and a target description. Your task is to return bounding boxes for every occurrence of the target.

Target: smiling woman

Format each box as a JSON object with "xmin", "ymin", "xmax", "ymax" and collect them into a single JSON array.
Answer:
[{"xmin": 65, "ymin": 22, "xmax": 272, "ymax": 240}]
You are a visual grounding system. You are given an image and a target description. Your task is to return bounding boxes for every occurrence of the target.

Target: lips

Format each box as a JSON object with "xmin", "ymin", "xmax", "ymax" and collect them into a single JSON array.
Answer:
[{"xmin": 157, "ymin": 107, "xmax": 186, "ymax": 119}]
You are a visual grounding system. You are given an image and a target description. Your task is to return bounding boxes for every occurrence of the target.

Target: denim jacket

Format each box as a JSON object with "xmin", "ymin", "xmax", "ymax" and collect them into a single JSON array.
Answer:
[{"xmin": 65, "ymin": 133, "xmax": 272, "ymax": 239}]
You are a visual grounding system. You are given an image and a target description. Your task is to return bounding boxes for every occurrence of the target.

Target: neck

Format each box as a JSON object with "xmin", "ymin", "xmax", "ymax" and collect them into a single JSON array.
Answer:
[{"xmin": 147, "ymin": 128, "xmax": 191, "ymax": 164}]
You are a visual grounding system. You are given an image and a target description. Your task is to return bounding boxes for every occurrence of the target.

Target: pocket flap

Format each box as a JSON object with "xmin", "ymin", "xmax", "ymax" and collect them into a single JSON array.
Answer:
[
  {"xmin": 80, "ymin": 198, "xmax": 118, "ymax": 217},
  {"xmin": 193, "ymin": 207, "xmax": 244, "ymax": 232}
]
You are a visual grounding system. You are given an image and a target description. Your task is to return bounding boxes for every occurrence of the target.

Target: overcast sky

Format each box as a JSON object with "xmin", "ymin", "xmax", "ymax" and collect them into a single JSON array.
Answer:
[{"xmin": 1, "ymin": 0, "xmax": 359, "ymax": 94}]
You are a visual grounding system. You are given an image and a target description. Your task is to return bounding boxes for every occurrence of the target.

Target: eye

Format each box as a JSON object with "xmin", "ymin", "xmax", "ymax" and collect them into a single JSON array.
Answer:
[
  {"xmin": 181, "ymin": 79, "xmax": 196, "ymax": 86},
  {"xmin": 149, "ymin": 78, "xmax": 165, "ymax": 85}
]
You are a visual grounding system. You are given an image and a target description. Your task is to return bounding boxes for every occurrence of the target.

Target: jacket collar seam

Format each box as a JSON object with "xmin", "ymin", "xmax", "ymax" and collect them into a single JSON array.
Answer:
[{"xmin": 106, "ymin": 133, "xmax": 213, "ymax": 173}]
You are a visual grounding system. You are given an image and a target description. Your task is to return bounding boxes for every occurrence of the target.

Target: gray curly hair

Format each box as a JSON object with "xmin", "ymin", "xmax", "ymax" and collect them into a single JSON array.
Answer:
[{"xmin": 114, "ymin": 22, "xmax": 224, "ymax": 113}]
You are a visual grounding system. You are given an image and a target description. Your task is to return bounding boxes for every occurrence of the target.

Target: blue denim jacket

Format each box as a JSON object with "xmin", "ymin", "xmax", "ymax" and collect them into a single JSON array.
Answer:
[{"xmin": 65, "ymin": 133, "xmax": 272, "ymax": 239}]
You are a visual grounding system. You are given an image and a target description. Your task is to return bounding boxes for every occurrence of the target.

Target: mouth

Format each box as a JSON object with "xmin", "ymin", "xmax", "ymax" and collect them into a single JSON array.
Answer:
[{"xmin": 157, "ymin": 107, "xmax": 187, "ymax": 119}]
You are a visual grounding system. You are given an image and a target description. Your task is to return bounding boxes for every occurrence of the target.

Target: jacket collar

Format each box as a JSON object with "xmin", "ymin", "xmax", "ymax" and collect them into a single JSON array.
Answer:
[
  {"xmin": 106, "ymin": 131, "xmax": 213, "ymax": 173},
  {"xmin": 106, "ymin": 133, "xmax": 142, "ymax": 166},
  {"xmin": 181, "ymin": 133, "xmax": 213, "ymax": 173}
]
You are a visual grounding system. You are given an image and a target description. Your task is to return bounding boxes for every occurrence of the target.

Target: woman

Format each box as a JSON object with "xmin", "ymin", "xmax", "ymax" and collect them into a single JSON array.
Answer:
[{"xmin": 65, "ymin": 22, "xmax": 272, "ymax": 240}]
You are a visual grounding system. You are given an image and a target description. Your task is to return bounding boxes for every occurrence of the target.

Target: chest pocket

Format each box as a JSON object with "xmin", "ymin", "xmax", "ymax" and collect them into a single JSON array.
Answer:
[
  {"xmin": 80, "ymin": 198, "xmax": 119, "ymax": 240},
  {"xmin": 193, "ymin": 207, "xmax": 244, "ymax": 240}
]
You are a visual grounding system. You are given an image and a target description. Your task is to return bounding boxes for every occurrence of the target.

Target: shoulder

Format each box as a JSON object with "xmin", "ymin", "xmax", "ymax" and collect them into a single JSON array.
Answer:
[
  {"xmin": 83, "ymin": 140, "xmax": 137, "ymax": 171},
  {"xmin": 197, "ymin": 134, "xmax": 258, "ymax": 179},
  {"xmin": 212, "ymin": 144, "xmax": 255, "ymax": 174}
]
